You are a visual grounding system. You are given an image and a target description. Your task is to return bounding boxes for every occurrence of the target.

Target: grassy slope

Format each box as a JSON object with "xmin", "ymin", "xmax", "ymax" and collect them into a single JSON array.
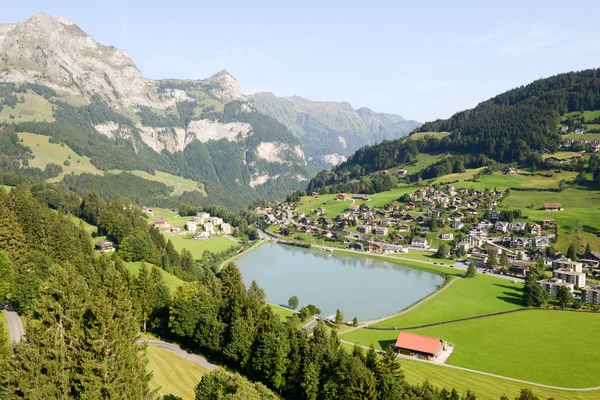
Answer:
[
  {"xmin": 19, "ymin": 132, "xmax": 102, "ymax": 181},
  {"xmin": 269, "ymin": 303, "xmax": 298, "ymax": 322},
  {"xmin": 147, "ymin": 345, "xmax": 208, "ymax": 400},
  {"xmin": 0, "ymin": 91, "xmax": 54, "ymax": 123},
  {"xmin": 111, "ymin": 170, "xmax": 206, "ymax": 197},
  {"xmin": 165, "ymin": 233, "xmax": 238, "ymax": 260},
  {"xmin": 501, "ymin": 187, "xmax": 600, "ymax": 251},
  {"xmin": 409, "ymin": 310, "xmax": 600, "ymax": 388},
  {"xmin": 408, "ymin": 131, "xmax": 450, "ymax": 141},
  {"xmin": 124, "ymin": 261, "xmax": 184, "ymax": 292}
]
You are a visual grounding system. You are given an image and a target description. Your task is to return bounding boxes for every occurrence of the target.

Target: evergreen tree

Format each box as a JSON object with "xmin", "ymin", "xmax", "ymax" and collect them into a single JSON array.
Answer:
[
  {"xmin": 567, "ymin": 243, "xmax": 578, "ymax": 260},
  {"xmin": 585, "ymin": 243, "xmax": 592, "ymax": 256},
  {"xmin": 0, "ymin": 252, "xmax": 13, "ymax": 300},
  {"xmin": 436, "ymin": 243, "xmax": 449, "ymax": 259},
  {"xmin": 0, "ymin": 318, "xmax": 10, "ymax": 360},
  {"xmin": 335, "ymin": 308, "xmax": 344, "ymax": 325},
  {"xmin": 557, "ymin": 286, "xmax": 574, "ymax": 309},
  {"xmin": 486, "ymin": 249, "xmax": 498, "ymax": 268},
  {"xmin": 136, "ymin": 261, "xmax": 154, "ymax": 332},
  {"xmin": 465, "ymin": 262, "xmax": 477, "ymax": 278},
  {"xmin": 500, "ymin": 250, "xmax": 508, "ymax": 267}
]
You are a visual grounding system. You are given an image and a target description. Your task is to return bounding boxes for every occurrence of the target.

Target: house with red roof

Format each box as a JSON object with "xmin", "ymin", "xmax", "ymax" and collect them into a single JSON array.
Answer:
[{"xmin": 394, "ymin": 332, "xmax": 448, "ymax": 360}]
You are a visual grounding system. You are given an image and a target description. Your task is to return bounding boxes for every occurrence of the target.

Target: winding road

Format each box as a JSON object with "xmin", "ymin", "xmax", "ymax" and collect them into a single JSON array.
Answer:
[{"xmin": 2, "ymin": 306, "xmax": 24, "ymax": 343}]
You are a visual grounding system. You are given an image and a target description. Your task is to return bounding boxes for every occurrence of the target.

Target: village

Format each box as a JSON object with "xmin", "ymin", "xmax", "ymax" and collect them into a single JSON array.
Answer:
[{"xmin": 254, "ymin": 183, "xmax": 600, "ymax": 306}]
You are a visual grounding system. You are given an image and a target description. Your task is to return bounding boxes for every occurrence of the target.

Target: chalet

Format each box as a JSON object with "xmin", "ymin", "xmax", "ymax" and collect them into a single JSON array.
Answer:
[
  {"xmin": 547, "ymin": 157, "xmax": 569, "ymax": 165},
  {"xmin": 530, "ymin": 224, "xmax": 542, "ymax": 235},
  {"xmin": 441, "ymin": 232, "xmax": 454, "ymax": 241},
  {"xmin": 265, "ymin": 214, "xmax": 277, "ymax": 224},
  {"xmin": 379, "ymin": 170, "xmax": 389, "ymax": 175},
  {"xmin": 142, "ymin": 206, "xmax": 154, "ymax": 215},
  {"xmin": 561, "ymin": 138, "xmax": 573, "ymax": 147},
  {"xmin": 379, "ymin": 218, "xmax": 393, "ymax": 227},
  {"xmin": 418, "ymin": 227, "xmax": 430, "ymax": 234},
  {"xmin": 506, "ymin": 167, "xmax": 516, "ymax": 175},
  {"xmin": 375, "ymin": 226, "xmax": 389, "ymax": 236},
  {"xmin": 314, "ymin": 207, "xmax": 327, "ymax": 216},
  {"xmin": 451, "ymin": 212, "xmax": 464, "ymax": 221},
  {"xmin": 560, "ymin": 125, "xmax": 569, "ymax": 133},
  {"xmin": 411, "ymin": 238, "xmax": 428, "ymax": 248},
  {"xmin": 154, "ymin": 217, "xmax": 168, "ymax": 228},
  {"xmin": 490, "ymin": 211, "xmax": 501, "ymax": 220},
  {"xmin": 508, "ymin": 263, "xmax": 530, "ymax": 277},
  {"xmin": 405, "ymin": 202, "xmax": 416, "ymax": 210},
  {"xmin": 448, "ymin": 205, "xmax": 458, "ymax": 212},
  {"xmin": 336, "ymin": 193, "xmax": 348, "ymax": 201},
  {"xmin": 541, "ymin": 218, "xmax": 555, "ymax": 227},
  {"xmin": 477, "ymin": 220, "xmax": 493, "ymax": 230},
  {"xmin": 95, "ymin": 239, "xmax": 115, "ymax": 252},
  {"xmin": 494, "ymin": 221, "xmax": 509, "ymax": 233},
  {"xmin": 451, "ymin": 221, "xmax": 464, "ymax": 229},
  {"xmin": 349, "ymin": 203, "xmax": 360, "ymax": 212},
  {"xmin": 353, "ymin": 194, "xmax": 370, "ymax": 201},
  {"xmin": 165, "ymin": 227, "xmax": 181, "ymax": 234},
  {"xmin": 574, "ymin": 128, "xmax": 585, "ymax": 134},
  {"xmin": 397, "ymin": 224, "xmax": 411, "ymax": 232},
  {"xmin": 416, "ymin": 215, "xmax": 428, "ymax": 225},
  {"xmin": 349, "ymin": 242, "xmax": 364, "ymax": 251},
  {"xmin": 369, "ymin": 242, "xmax": 384, "ymax": 254},
  {"xmin": 394, "ymin": 332, "xmax": 448, "ymax": 361},
  {"xmin": 398, "ymin": 169, "xmax": 409, "ymax": 175},
  {"xmin": 311, "ymin": 192, "xmax": 319, "ymax": 198},
  {"xmin": 511, "ymin": 237, "xmax": 529, "ymax": 249},
  {"xmin": 322, "ymin": 218, "xmax": 334, "ymax": 228},
  {"xmin": 509, "ymin": 222, "xmax": 526, "ymax": 232},
  {"xmin": 584, "ymin": 251, "xmax": 600, "ymax": 262},
  {"xmin": 323, "ymin": 231, "xmax": 333, "ymax": 238},
  {"xmin": 533, "ymin": 236, "xmax": 550, "ymax": 248},
  {"xmin": 466, "ymin": 207, "xmax": 478, "ymax": 215},
  {"xmin": 358, "ymin": 225, "xmax": 372, "ymax": 234},
  {"xmin": 544, "ymin": 203, "xmax": 563, "ymax": 211},
  {"xmin": 392, "ymin": 235, "xmax": 404, "ymax": 244}
]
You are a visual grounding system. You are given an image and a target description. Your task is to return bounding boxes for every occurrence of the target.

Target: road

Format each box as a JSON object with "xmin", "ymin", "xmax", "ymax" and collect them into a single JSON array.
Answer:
[
  {"xmin": 2, "ymin": 305, "xmax": 24, "ymax": 342},
  {"xmin": 141, "ymin": 339, "xmax": 224, "ymax": 372}
]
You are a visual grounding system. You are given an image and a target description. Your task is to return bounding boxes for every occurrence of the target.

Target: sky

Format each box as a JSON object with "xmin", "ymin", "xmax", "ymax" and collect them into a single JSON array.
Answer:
[{"xmin": 2, "ymin": 0, "xmax": 600, "ymax": 122}]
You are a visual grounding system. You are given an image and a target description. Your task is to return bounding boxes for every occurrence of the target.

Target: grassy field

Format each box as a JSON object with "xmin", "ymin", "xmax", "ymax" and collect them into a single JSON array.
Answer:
[
  {"xmin": 124, "ymin": 261, "xmax": 184, "ymax": 292},
  {"xmin": 67, "ymin": 214, "xmax": 97, "ymax": 234},
  {"xmin": 111, "ymin": 170, "xmax": 205, "ymax": 197},
  {"xmin": 448, "ymin": 171, "xmax": 577, "ymax": 190},
  {"xmin": 18, "ymin": 132, "xmax": 102, "ymax": 181},
  {"xmin": 166, "ymin": 233, "xmax": 239, "ymax": 260},
  {"xmin": 501, "ymin": 187, "xmax": 600, "ymax": 251},
  {"xmin": 146, "ymin": 208, "xmax": 192, "ymax": 227},
  {"xmin": 1, "ymin": 185, "xmax": 14, "ymax": 192},
  {"xmin": 370, "ymin": 272, "xmax": 523, "ymax": 328},
  {"xmin": 410, "ymin": 310, "xmax": 600, "ymax": 388},
  {"xmin": 434, "ymin": 167, "xmax": 487, "ymax": 184},
  {"xmin": 408, "ymin": 131, "xmax": 450, "ymax": 141},
  {"xmin": 0, "ymin": 91, "xmax": 54, "ymax": 123},
  {"xmin": 563, "ymin": 132, "xmax": 600, "ymax": 140},
  {"xmin": 389, "ymin": 251, "xmax": 456, "ymax": 265},
  {"xmin": 147, "ymin": 345, "xmax": 207, "ymax": 400},
  {"xmin": 269, "ymin": 303, "xmax": 298, "ymax": 322},
  {"xmin": 343, "ymin": 310, "xmax": 600, "ymax": 388}
]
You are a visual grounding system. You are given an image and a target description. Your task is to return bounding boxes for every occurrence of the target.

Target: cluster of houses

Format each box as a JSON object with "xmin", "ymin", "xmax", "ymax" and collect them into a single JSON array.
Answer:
[
  {"xmin": 152, "ymin": 212, "xmax": 231, "ymax": 239},
  {"xmin": 559, "ymin": 137, "xmax": 600, "ymax": 152},
  {"xmin": 537, "ymin": 253, "xmax": 600, "ymax": 304}
]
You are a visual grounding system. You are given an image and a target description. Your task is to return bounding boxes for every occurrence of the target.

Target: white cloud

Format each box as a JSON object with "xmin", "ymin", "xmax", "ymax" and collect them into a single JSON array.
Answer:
[
  {"xmin": 496, "ymin": 25, "xmax": 564, "ymax": 57},
  {"xmin": 472, "ymin": 33, "xmax": 498, "ymax": 46}
]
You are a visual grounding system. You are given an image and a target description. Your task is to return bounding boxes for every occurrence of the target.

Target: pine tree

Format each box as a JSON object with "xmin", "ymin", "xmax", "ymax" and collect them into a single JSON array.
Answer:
[
  {"xmin": 335, "ymin": 308, "xmax": 344, "ymax": 324},
  {"xmin": 136, "ymin": 262, "xmax": 154, "ymax": 332},
  {"xmin": 500, "ymin": 250, "xmax": 508, "ymax": 267},
  {"xmin": 585, "ymin": 243, "xmax": 592, "ymax": 257},
  {"xmin": 567, "ymin": 243, "xmax": 578, "ymax": 260},
  {"xmin": 0, "ymin": 251, "xmax": 13, "ymax": 300},
  {"xmin": 220, "ymin": 262, "xmax": 247, "ymax": 325},
  {"xmin": 0, "ymin": 318, "xmax": 10, "ymax": 360}
]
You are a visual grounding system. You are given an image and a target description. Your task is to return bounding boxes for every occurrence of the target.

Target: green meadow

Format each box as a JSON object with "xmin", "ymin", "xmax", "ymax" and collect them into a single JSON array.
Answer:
[
  {"xmin": 0, "ymin": 91, "xmax": 54, "ymax": 123},
  {"xmin": 124, "ymin": 261, "xmax": 185, "ymax": 292},
  {"xmin": 165, "ymin": 233, "xmax": 239, "ymax": 260}
]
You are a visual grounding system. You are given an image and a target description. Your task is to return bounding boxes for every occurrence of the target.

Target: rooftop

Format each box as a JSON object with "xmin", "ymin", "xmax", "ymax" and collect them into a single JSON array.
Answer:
[{"xmin": 395, "ymin": 332, "xmax": 442, "ymax": 355}]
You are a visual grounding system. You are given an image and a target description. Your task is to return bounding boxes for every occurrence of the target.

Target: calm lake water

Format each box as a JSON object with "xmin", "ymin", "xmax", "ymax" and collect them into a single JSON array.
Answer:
[{"xmin": 235, "ymin": 243, "xmax": 444, "ymax": 321}]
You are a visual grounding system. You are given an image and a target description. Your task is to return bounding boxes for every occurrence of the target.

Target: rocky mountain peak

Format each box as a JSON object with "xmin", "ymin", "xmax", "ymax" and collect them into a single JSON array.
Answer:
[{"xmin": 206, "ymin": 69, "xmax": 245, "ymax": 100}]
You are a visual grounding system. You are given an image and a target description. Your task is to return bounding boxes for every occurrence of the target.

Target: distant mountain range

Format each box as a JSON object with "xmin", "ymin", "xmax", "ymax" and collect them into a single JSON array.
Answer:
[
  {"xmin": 0, "ymin": 12, "xmax": 420, "ymax": 206},
  {"xmin": 250, "ymin": 93, "xmax": 420, "ymax": 168}
]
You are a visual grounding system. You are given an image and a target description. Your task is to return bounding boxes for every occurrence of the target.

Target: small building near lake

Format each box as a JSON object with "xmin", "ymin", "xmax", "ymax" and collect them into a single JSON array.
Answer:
[{"xmin": 394, "ymin": 332, "xmax": 448, "ymax": 361}]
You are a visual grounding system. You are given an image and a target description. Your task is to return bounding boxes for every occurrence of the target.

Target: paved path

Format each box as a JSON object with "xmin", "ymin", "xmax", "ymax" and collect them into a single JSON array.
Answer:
[
  {"xmin": 2, "ymin": 306, "xmax": 24, "ymax": 342},
  {"xmin": 340, "ymin": 340, "xmax": 600, "ymax": 392},
  {"xmin": 218, "ymin": 239, "xmax": 266, "ymax": 270},
  {"xmin": 142, "ymin": 339, "xmax": 225, "ymax": 373}
]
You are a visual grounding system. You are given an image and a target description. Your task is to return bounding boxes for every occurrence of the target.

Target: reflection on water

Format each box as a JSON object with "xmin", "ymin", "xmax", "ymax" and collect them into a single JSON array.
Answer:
[{"xmin": 235, "ymin": 243, "xmax": 444, "ymax": 320}]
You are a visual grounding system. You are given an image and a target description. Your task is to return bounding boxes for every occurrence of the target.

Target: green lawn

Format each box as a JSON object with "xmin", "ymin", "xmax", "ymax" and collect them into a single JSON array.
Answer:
[
  {"xmin": 408, "ymin": 131, "xmax": 450, "ymax": 141},
  {"xmin": 501, "ymin": 188, "xmax": 600, "ymax": 251},
  {"xmin": 1, "ymin": 185, "xmax": 14, "ymax": 192},
  {"xmin": 343, "ymin": 310, "xmax": 600, "ymax": 388},
  {"xmin": 410, "ymin": 310, "xmax": 600, "ymax": 388},
  {"xmin": 372, "ymin": 273, "xmax": 523, "ymax": 328},
  {"xmin": 389, "ymin": 251, "xmax": 456, "ymax": 265},
  {"xmin": 147, "ymin": 344, "xmax": 208, "ymax": 400},
  {"xmin": 269, "ymin": 303, "xmax": 298, "ymax": 322},
  {"xmin": 563, "ymin": 132, "xmax": 600, "ymax": 140},
  {"xmin": 435, "ymin": 167, "xmax": 487, "ymax": 184},
  {"xmin": 166, "ymin": 233, "xmax": 239, "ymax": 260},
  {"xmin": 110, "ymin": 170, "xmax": 206, "ymax": 197},
  {"xmin": 124, "ymin": 262, "xmax": 184, "ymax": 292},
  {"xmin": 146, "ymin": 208, "xmax": 192, "ymax": 228},
  {"xmin": 0, "ymin": 91, "xmax": 54, "ymax": 123},
  {"xmin": 67, "ymin": 214, "xmax": 97, "ymax": 234},
  {"xmin": 19, "ymin": 132, "xmax": 102, "ymax": 181}
]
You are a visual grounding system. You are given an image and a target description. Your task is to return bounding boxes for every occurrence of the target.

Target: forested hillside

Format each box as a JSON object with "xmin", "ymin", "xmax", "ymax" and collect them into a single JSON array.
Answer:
[{"xmin": 309, "ymin": 69, "xmax": 600, "ymax": 192}]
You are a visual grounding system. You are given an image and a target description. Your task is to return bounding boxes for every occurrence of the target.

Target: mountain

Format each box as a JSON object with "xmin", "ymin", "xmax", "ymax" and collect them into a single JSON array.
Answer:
[
  {"xmin": 250, "ymin": 92, "xmax": 421, "ymax": 168},
  {"xmin": 0, "ymin": 13, "xmax": 309, "ymax": 208},
  {"xmin": 308, "ymin": 68, "xmax": 600, "ymax": 193}
]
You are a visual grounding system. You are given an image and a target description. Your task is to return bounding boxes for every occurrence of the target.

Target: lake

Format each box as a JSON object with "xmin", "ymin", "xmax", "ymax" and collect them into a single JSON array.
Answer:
[{"xmin": 235, "ymin": 243, "xmax": 445, "ymax": 321}]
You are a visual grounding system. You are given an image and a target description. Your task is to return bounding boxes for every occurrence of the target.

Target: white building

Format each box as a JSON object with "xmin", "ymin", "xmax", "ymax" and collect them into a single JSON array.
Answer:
[
  {"xmin": 552, "ymin": 258, "xmax": 583, "ymax": 272},
  {"xmin": 221, "ymin": 223, "xmax": 232, "ymax": 235},
  {"xmin": 411, "ymin": 238, "xmax": 428, "ymax": 248},
  {"xmin": 204, "ymin": 223, "xmax": 215, "ymax": 235},
  {"xmin": 537, "ymin": 278, "xmax": 574, "ymax": 297},
  {"xmin": 581, "ymin": 285, "xmax": 600, "ymax": 304},
  {"xmin": 375, "ymin": 226, "xmax": 389, "ymax": 236},
  {"xmin": 185, "ymin": 221, "xmax": 197, "ymax": 233}
]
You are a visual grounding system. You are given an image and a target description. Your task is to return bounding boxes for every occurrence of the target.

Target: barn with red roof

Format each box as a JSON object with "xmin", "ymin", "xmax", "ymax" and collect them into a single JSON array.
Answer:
[{"xmin": 394, "ymin": 331, "xmax": 448, "ymax": 361}]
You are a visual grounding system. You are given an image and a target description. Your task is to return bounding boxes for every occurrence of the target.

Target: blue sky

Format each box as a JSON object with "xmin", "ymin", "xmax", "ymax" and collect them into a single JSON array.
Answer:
[{"xmin": 2, "ymin": 0, "xmax": 600, "ymax": 122}]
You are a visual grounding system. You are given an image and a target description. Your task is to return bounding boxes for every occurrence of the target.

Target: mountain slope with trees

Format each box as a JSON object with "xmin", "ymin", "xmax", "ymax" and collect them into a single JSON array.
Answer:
[{"xmin": 309, "ymin": 69, "xmax": 600, "ymax": 192}]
